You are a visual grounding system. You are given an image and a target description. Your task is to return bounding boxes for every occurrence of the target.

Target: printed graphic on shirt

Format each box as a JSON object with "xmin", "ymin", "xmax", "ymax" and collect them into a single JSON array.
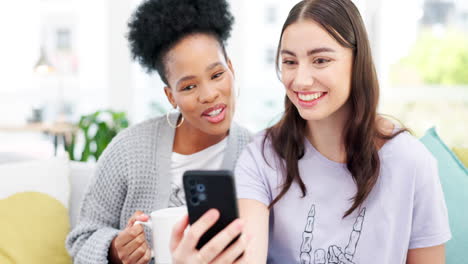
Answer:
[
  {"xmin": 169, "ymin": 182, "xmax": 186, "ymax": 207},
  {"xmin": 299, "ymin": 204, "xmax": 366, "ymax": 264}
]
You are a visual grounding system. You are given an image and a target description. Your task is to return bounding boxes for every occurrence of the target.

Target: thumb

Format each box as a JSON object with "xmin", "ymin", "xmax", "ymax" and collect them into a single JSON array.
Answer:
[
  {"xmin": 126, "ymin": 210, "xmax": 148, "ymax": 228},
  {"xmin": 170, "ymin": 214, "xmax": 189, "ymax": 252}
]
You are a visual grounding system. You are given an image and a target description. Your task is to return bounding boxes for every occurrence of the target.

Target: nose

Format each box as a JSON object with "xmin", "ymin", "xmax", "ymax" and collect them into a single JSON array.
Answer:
[
  {"xmin": 198, "ymin": 84, "xmax": 219, "ymax": 104},
  {"xmin": 294, "ymin": 64, "xmax": 314, "ymax": 90}
]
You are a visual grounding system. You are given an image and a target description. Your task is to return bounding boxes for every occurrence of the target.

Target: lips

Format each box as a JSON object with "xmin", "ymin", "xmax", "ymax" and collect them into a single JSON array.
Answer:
[
  {"xmin": 201, "ymin": 103, "xmax": 227, "ymax": 124},
  {"xmin": 202, "ymin": 104, "xmax": 226, "ymax": 116},
  {"xmin": 295, "ymin": 91, "xmax": 327, "ymax": 108}
]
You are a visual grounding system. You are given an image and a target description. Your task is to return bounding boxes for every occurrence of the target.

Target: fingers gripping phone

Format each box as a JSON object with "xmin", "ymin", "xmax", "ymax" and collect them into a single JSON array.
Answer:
[{"xmin": 183, "ymin": 170, "xmax": 240, "ymax": 250}]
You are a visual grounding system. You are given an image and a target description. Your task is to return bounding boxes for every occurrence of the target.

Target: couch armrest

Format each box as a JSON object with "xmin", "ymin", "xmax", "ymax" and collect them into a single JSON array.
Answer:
[{"xmin": 69, "ymin": 161, "xmax": 95, "ymax": 229}]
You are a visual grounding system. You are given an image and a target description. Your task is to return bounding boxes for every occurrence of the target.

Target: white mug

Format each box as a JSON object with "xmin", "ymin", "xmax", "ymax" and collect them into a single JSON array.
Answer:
[{"xmin": 134, "ymin": 206, "xmax": 187, "ymax": 264}]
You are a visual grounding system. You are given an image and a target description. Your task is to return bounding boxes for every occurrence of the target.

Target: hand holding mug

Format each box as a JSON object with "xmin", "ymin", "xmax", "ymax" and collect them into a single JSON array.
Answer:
[
  {"xmin": 109, "ymin": 211, "xmax": 152, "ymax": 264},
  {"xmin": 133, "ymin": 206, "xmax": 187, "ymax": 264}
]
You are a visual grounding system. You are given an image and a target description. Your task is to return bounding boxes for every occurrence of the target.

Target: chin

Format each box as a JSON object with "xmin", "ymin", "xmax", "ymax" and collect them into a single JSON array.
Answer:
[
  {"xmin": 297, "ymin": 109, "xmax": 329, "ymax": 122},
  {"xmin": 204, "ymin": 119, "xmax": 231, "ymax": 136}
]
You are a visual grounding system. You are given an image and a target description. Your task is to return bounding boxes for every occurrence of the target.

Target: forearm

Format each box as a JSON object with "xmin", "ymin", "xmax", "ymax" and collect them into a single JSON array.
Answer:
[
  {"xmin": 406, "ymin": 245, "xmax": 445, "ymax": 264},
  {"xmin": 243, "ymin": 236, "xmax": 268, "ymax": 263},
  {"xmin": 238, "ymin": 199, "xmax": 269, "ymax": 263}
]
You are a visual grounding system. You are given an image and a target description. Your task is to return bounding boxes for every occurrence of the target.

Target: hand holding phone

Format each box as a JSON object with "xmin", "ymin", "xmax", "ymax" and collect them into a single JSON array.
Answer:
[
  {"xmin": 183, "ymin": 170, "xmax": 241, "ymax": 249},
  {"xmin": 169, "ymin": 170, "xmax": 249, "ymax": 264},
  {"xmin": 169, "ymin": 208, "xmax": 248, "ymax": 264}
]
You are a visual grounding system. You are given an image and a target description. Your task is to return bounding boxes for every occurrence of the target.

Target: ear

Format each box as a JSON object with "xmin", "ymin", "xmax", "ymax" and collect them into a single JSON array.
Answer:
[
  {"xmin": 164, "ymin": 86, "xmax": 177, "ymax": 108},
  {"xmin": 227, "ymin": 58, "xmax": 235, "ymax": 79}
]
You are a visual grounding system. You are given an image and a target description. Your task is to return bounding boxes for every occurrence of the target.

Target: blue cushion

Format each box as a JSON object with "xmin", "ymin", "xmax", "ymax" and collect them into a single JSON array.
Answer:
[{"xmin": 420, "ymin": 127, "xmax": 468, "ymax": 264}]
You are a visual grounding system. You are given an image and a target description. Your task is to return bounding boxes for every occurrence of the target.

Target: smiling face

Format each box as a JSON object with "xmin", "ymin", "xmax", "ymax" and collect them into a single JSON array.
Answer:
[
  {"xmin": 280, "ymin": 20, "xmax": 354, "ymax": 122},
  {"xmin": 163, "ymin": 33, "xmax": 235, "ymax": 136}
]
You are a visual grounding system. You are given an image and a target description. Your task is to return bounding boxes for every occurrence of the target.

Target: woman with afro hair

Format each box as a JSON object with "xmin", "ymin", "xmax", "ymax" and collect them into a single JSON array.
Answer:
[{"xmin": 66, "ymin": 0, "xmax": 251, "ymax": 263}]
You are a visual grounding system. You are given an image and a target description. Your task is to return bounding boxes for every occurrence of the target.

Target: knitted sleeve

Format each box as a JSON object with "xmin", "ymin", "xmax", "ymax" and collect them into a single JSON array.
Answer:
[{"xmin": 65, "ymin": 132, "xmax": 130, "ymax": 264}]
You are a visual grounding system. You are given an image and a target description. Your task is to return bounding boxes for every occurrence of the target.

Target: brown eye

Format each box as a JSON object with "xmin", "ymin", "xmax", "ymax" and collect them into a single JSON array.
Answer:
[
  {"xmin": 282, "ymin": 60, "xmax": 296, "ymax": 65},
  {"xmin": 182, "ymin": 84, "xmax": 196, "ymax": 91},
  {"xmin": 212, "ymin": 72, "xmax": 224, "ymax": 80},
  {"xmin": 314, "ymin": 58, "xmax": 331, "ymax": 64}
]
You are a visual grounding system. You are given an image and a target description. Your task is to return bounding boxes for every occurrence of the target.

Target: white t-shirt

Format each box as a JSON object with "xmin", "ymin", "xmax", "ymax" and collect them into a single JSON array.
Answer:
[
  {"xmin": 168, "ymin": 138, "xmax": 228, "ymax": 207},
  {"xmin": 235, "ymin": 131, "xmax": 451, "ymax": 264}
]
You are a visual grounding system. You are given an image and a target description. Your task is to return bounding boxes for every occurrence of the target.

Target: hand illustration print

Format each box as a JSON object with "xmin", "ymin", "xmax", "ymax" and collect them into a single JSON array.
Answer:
[{"xmin": 299, "ymin": 204, "xmax": 366, "ymax": 264}]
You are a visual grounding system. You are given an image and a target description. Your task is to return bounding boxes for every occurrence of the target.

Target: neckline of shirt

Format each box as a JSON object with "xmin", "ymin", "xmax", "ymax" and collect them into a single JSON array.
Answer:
[
  {"xmin": 303, "ymin": 126, "xmax": 404, "ymax": 168},
  {"xmin": 172, "ymin": 137, "xmax": 228, "ymax": 159}
]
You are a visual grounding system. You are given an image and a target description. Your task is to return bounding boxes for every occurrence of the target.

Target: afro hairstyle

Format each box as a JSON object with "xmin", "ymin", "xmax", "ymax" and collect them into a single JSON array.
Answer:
[{"xmin": 127, "ymin": 0, "xmax": 235, "ymax": 85}]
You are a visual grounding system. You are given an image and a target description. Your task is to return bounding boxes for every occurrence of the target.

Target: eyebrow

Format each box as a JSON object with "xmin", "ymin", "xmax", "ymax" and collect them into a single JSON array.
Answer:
[
  {"xmin": 280, "ymin": 47, "xmax": 336, "ymax": 57},
  {"xmin": 175, "ymin": 62, "xmax": 223, "ymax": 87},
  {"xmin": 176, "ymin": 75, "xmax": 196, "ymax": 88},
  {"xmin": 206, "ymin": 61, "xmax": 223, "ymax": 71}
]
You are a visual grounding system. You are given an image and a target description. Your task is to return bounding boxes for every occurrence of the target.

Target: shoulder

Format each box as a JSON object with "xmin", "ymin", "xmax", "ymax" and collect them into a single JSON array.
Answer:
[
  {"xmin": 222, "ymin": 123, "xmax": 253, "ymax": 169},
  {"xmin": 244, "ymin": 130, "xmax": 268, "ymax": 150},
  {"xmin": 111, "ymin": 115, "xmax": 170, "ymax": 146},
  {"xmin": 225, "ymin": 122, "xmax": 254, "ymax": 161},
  {"xmin": 238, "ymin": 130, "xmax": 277, "ymax": 164},
  {"xmin": 381, "ymin": 131, "xmax": 437, "ymax": 171},
  {"xmin": 100, "ymin": 115, "xmax": 169, "ymax": 160},
  {"xmin": 117, "ymin": 115, "xmax": 166, "ymax": 140},
  {"xmin": 230, "ymin": 122, "xmax": 253, "ymax": 144}
]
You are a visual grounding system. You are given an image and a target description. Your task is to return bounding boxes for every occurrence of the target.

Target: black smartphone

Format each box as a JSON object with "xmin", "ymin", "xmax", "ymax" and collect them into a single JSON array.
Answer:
[{"xmin": 183, "ymin": 170, "xmax": 240, "ymax": 250}]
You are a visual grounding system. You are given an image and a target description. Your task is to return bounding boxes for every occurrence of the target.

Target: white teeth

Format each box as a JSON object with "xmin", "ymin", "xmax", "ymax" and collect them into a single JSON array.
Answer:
[
  {"xmin": 207, "ymin": 108, "xmax": 222, "ymax": 117},
  {"xmin": 298, "ymin": 92, "xmax": 322, "ymax": 101}
]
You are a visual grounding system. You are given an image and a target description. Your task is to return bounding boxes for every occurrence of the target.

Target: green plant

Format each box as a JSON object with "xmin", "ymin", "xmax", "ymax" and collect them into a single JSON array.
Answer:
[
  {"xmin": 398, "ymin": 29, "xmax": 468, "ymax": 85},
  {"xmin": 65, "ymin": 110, "xmax": 129, "ymax": 162}
]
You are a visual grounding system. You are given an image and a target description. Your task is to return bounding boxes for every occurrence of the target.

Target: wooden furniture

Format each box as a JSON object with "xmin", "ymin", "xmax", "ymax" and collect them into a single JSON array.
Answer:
[{"xmin": 0, "ymin": 122, "xmax": 76, "ymax": 156}]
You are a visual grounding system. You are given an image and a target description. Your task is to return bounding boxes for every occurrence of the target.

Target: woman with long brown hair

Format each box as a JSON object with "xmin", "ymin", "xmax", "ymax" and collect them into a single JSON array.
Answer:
[{"xmin": 233, "ymin": 0, "xmax": 451, "ymax": 263}]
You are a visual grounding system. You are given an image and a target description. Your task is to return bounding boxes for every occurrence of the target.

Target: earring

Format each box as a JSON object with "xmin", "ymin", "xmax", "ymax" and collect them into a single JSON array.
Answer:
[
  {"xmin": 232, "ymin": 84, "xmax": 240, "ymax": 98},
  {"xmin": 166, "ymin": 106, "xmax": 184, "ymax": 128}
]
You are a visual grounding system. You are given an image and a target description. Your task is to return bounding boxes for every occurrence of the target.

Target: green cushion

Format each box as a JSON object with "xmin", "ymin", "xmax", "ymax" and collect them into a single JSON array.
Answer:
[{"xmin": 420, "ymin": 127, "xmax": 468, "ymax": 264}]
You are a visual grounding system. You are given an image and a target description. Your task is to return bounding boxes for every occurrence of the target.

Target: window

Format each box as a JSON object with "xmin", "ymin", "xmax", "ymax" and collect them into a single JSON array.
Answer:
[
  {"xmin": 384, "ymin": 0, "xmax": 468, "ymax": 147},
  {"xmin": 56, "ymin": 28, "xmax": 71, "ymax": 51},
  {"xmin": 421, "ymin": 0, "xmax": 454, "ymax": 26},
  {"xmin": 265, "ymin": 48, "xmax": 276, "ymax": 66},
  {"xmin": 265, "ymin": 5, "xmax": 277, "ymax": 24}
]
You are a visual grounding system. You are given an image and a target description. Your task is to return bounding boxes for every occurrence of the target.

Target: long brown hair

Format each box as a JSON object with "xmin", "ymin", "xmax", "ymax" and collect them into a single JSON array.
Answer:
[{"xmin": 264, "ymin": 0, "xmax": 406, "ymax": 218}]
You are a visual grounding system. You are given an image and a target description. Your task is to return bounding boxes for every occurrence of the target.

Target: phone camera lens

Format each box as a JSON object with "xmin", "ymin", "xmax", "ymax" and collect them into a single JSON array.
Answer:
[
  {"xmin": 191, "ymin": 196, "xmax": 199, "ymax": 206},
  {"xmin": 198, "ymin": 193, "xmax": 207, "ymax": 201},
  {"xmin": 196, "ymin": 184, "xmax": 206, "ymax": 192}
]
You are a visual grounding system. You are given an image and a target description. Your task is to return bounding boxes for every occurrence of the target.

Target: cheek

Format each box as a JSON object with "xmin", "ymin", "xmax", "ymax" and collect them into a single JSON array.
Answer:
[
  {"xmin": 175, "ymin": 95, "xmax": 197, "ymax": 113},
  {"xmin": 336, "ymin": 68, "xmax": 352, "ymax": 96},
  {"xmin": 337, "ymin": 59, "xmax": 353, "ymax": 94},
  {"xmin": 281, "ymin": 71, "xmax": 295, "ymax": 89},
  {"xmin": 283, "ymin": 76, "xmax": 297, "ymax": 102},
  {"xmin": 324, "ymin": 64, "xmax": 351, "ymax": 95},
  {"xmin": 220, "ymin": 75, "xmax": 234, "ymax": 96}
]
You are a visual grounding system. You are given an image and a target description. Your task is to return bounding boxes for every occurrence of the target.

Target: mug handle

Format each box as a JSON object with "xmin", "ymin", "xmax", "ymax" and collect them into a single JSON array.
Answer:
[{"xmin": 133, "ymin": 220, "xmax": 155, "ymax": 258}]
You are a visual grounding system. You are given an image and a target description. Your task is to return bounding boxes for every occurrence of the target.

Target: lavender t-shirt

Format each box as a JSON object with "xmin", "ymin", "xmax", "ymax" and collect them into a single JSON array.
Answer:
[{"xmin": 235, "ymin": 131, "xmax": 451, "ymax": 264}]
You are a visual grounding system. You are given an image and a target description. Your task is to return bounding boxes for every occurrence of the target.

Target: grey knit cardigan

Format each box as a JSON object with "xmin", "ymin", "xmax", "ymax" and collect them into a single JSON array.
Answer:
[{"xmin": 66, "ymin": 113, "xmax": 252, "ymax": 264}]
